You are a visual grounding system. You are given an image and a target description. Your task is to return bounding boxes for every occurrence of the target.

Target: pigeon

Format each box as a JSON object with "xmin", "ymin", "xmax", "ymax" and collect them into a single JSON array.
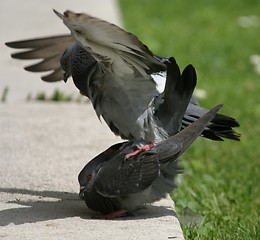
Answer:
[
  {"xmin": 78, "ymin": 104, "xmax": 223, "ymax": 218},
  {"xmin": 5, "ymin": 10, "xmax": 240, "ymax": 145}
]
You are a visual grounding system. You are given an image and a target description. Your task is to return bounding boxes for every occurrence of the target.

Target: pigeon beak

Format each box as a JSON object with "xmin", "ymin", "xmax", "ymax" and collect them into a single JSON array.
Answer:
[
  {"xmin": 79, "ymin": 186, "xmax": 86, "ymax": 199},
  {"xmin": 53, "ymin": 9, "xmax": 64, "ymax": 20},
  {"xmin": 63, "ymin": 72, "xmax": 71, "ymax": 82}
]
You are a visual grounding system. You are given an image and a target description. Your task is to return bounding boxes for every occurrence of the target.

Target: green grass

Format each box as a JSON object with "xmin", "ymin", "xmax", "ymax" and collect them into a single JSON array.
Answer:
[
  {"xmin": 35, "ymin": 89, "xmax": 73, "ymax": 102},
  {"xmin": 1, "ymin": 86, "xmax": 9, "ymax": 102},
  {"xmin": 26, "ymin": 89, "xmax": 89, "ymax": 103},
  {"xmin": 119, "ymin": 0, "xmax": 260, "ymax": 239}
]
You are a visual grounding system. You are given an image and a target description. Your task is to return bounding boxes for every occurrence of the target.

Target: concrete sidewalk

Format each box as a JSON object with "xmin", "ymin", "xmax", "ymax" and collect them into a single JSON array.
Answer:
[
  {"xmin": 0, "ymin": 0, "xmax": 184, "ymax": 239},
  {"xmin": 0, "ymin": 103, "xmax": 184, "ymax": 240},
  {"xmin": 1, "ymin": 0, "xmax": 122, "ymax": 103}
]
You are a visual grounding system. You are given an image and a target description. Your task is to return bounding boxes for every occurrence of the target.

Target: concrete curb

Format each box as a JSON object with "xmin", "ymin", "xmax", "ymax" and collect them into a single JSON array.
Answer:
[{"xmin": 1, "ymin": 1, "xmax": 184, "ymax": 239}]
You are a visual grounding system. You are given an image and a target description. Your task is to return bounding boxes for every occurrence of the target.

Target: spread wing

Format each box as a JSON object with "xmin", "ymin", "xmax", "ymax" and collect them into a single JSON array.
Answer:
[
  {"xmin": 5, "ymin": 35, "xmax": 73, "ymax": 82},
  {"xmin": 54, "ymin": 10, "xmax": 166, "ymax": 77}
]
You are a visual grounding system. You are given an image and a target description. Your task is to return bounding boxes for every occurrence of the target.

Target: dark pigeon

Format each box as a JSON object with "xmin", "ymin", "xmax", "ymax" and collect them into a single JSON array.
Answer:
[{"xmin": 78, "ymin": 104, "xmax": 223, "ymax": 217}]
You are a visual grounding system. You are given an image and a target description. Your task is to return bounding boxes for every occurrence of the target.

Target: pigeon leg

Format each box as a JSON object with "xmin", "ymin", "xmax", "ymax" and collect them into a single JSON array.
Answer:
[
  {"xmin": 93, "ymin": 209, "xmax": 127, "ymax": 219},
  {"xmin": 125, "ymin": 143, "xmax": 155, "ymax": 159}
]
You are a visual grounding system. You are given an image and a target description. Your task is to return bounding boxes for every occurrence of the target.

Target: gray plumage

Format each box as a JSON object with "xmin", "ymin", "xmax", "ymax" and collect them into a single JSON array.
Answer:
[
  {"xmin": 5, "ymin": 10, "xmax": 240, "ymax": 143},
  {"xmin": 78, "ymin": 104, "xmax": 223, "ymax": 215}
]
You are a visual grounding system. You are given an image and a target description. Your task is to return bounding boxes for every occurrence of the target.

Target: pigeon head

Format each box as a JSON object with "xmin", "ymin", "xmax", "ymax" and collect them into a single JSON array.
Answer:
[
  {"xmin": 60, "ymin": 42, "xmax": 78, "ymax": 82},
  {"xmin": 78, "ymin": 142, "xmax": 124, "ymax": 199},
  {"xmin": 60, "ymin": 42, "xmax": 97, "ymax": 96},
  {"xmin": 78, "ymin": 163, "xmax": 98, "ymax": 199},
  {"xmin": 78, "ymin": 157, "xmax": 105, "ymax": 199},
  {"xmin": 78, "ymin": 142, "xmax": 126, "ymax": 214}
]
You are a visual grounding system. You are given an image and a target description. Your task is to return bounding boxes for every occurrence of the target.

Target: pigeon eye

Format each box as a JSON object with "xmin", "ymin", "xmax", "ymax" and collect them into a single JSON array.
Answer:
[
  {"xmin": 63, "ymin": 59, "xmax": 68, "ymax": 66},
  {"xmin": 87, "ymin": 174, "xmax": 92, "ymax": 181}
]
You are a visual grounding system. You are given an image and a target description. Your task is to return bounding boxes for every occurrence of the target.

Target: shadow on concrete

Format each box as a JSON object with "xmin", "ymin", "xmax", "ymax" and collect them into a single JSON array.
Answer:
[
  {"xmin": 0, "ymin": 188, "xmax": 176, "ymax": 226},
  {"xmin": 0, "ymin": 188, "xmax": 86, "ymax": 226},
  {"xmin": 0, "ymin": 188, "xmax": 78, "ymax": 200}
]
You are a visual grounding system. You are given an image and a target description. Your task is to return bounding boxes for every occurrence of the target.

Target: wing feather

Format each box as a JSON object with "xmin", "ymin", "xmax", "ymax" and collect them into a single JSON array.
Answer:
[
  {"xmin": 42, "ymin": 68, "xmax": 64, "ymax": 82},
  {"xmin": 55, "ymin": 10, "xmax": 166, "ymax": 77},
  {"xmin": 24, "ymin": 55, "xmax": 61, "ymax": 72},
  {"xmin": 5, "ymin": 35, "xmax": 73, "ymax": 82},
  {"xmin": 94, "ymin": 148, "xmax": 160, "ymax": 197}
]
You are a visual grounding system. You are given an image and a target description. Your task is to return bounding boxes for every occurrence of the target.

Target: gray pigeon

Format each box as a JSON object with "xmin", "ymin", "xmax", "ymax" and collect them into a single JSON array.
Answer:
[
  {"xmin": 5, "ymin": 10, "xmax": 240, "ymax": 144},
  {"xmin": 78, "ymin": 104, "xmax": 223, "ymax": 218}
]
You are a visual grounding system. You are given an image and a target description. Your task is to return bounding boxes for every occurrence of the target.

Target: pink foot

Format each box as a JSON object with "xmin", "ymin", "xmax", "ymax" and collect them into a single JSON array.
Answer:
[
  {"xmin": 93, "ymin": 209, "xmax": 127, "ymax": 219},
  {"xmin": 125, "ymin": 143, "xmax": 155, "ymax": 159}
]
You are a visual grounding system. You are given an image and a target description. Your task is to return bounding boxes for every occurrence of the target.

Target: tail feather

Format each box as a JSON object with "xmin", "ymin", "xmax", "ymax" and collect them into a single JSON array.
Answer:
[
  {"xmin": 182, "ymin": 112, "xmax": 240, "ymax": 141},
  {"xmin": 155, "ymin": 57, "xmax": 197, "ymax": 135},
  {"xmin": 212, "ymin": 113, "xmax": 240, "ymax": 127},
  {"xmin": 156, "ymin": 104, "xmax": 223, "ymax": 162}
]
